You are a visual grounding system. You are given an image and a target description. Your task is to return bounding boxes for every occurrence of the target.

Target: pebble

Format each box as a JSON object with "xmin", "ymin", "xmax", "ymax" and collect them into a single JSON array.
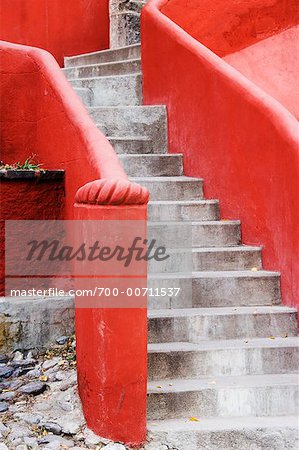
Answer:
[
  {"xmin": 59, "ymin": 417, "xmax": 82, "ymax": 435},
  {"xmin": 57, "ymin": 399, "xmax": 74, "ymax": 412},
  {"xmin": 27, "ymin": 368, "xmax": 42, "ymax": 378},
  {"xmin": 0, "ymin": 354, "xmax": 9, "ymax": 363},
  {"xmin": 13, "ymin": 351, "xmax": 24, "ymax": 361},
  {"xmin": 56, "ymin": 335, "xmax": 69, "ymax": 345},
  {"xmin": 59, "ymin": 374, "xmax": 77, "ymax": 392},
  {"xmin": 144, "ymin": 444, "xmax": 169, "ymax": 450},
  {"xmin": 6, "ymin": 379, "xmax": 24, "ymax": 390},
  {"xmin": 0, "ymin": 390, "xmax": 15, "ymax": 401},
  {"xmin": 23, "ymin": 436, "xmax": 39, "ymax": 449},
  {"xmin": 15, "ymin": 412, "xmax": 42, "ymax": 424},
  {"xmin": 84, "ymin": 428, "xmax": 108, "ymax": 445},
  {"xmin": 54, "ymin": 370, "xmax": 67, "ymax": 381},
  {"xmin": 103, "ymin": 444, "xmax": 127, "ymax": 450},
  {"xmin": 0, "ymin": 366, "xmax": 14, "ymax": 378},
  {"xmin": 0, "ymin": 401, "xmax": 9, "ymax": 412},
  {"xmin": 41, "ymin": 421, "xmax": 62, "ymax": 435},
  {"xmin": 38, "ymin": 434, "xmax": 74, "ymax": 447},
  {"xmin": 19, "ymin": 381, "xmax": 47, "ymax": 395},
  {"xmin": 42, "ymin": 357, "xmax": 61, "ymax": 370},
  {"xmin": 11, "ymin": 359, "xmax": 36, "ymax": 369}
]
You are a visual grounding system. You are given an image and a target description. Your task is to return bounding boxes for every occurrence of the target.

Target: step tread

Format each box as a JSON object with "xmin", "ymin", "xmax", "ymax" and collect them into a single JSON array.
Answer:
[
  {"xmin": 90, "ymin": 104, "xmax": 166, "ymax": 111},
  {"xmin": 130, "ymin": 176, "xmax": 203, "ymax": 182},
  {"xmin": 120, "ymin": 153, "xmax": 182, "ymax": 158},
  {"xmin": 64, "ymin": 44, "xmax": 140, "ymax": 62},
  {"xmin": 148, "ymin": 336, "xmax": 299, "ymax": 353},
  {"xmin": 149, "ymin": 200, "xmax": 218, "ymax": 205},
  {"xmin": 109, "ymin": 136, "xmax": 152, "ymax": 141},
  {"xmin": 148, "ymin": 373, "xmax": 299, "ymax": 392},
  {"xmin": 147, "ymin": 415, "xmax": 299, "ymax": 432},
  {"xmin": 149, "ymin": 270, "xmax": 279, "ymax": 279},
  {"xmin": 63, "ymin": 57, "xmax": 141, "ymax": 71},
  {"xmin": 148, "ymin": 305, "xmax": 297, "ymax": 318},
  {"xmin": 148, "ymin": 220, "xmax": 240, "ymax": 225},
  {"xmin": 191, "ymin": 245, "xmax": 261, "ymax": 253},
  {"xmin": 68, "ymin": 72, "xmax": 142, "ymax": 81}
]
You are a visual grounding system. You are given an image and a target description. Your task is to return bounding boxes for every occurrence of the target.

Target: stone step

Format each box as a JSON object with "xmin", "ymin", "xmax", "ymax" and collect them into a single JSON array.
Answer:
[
  {"xmin": 119, "ymin": 154, "xmax": 183, "ymax": 177},
  {"xmin": 130, "ymin": 177, "xmax": 203, "ymax": 200},
  {"xmin": 147, "ymin": 271, "xmax": 281, "ymax": 309},
  {"xmin": 90, "ymin": 105, "xmax": 167, "ymax": 150},
  {"xmin": 148, "ymin": 246, "xmax": 262, "ymax": 274},
  {"xmin": 148, "ymin": 337, "xmax": 299, "ymax": 380},
  {"xmin": 108, "ymin": 136, "xmax": 159, "ymax": 154},
  {"xmin": 64, "ymin": 44, "xmax": 141, "ymax": 67},
  {"xmin": 69, "ymin": 73, "xmax": 142, "ymax": 106},
  {"xmin": 147, "ymin": 415, "xmax": 299, "ymax": 450},
  {"xmin": 148, "ymin": 306, "xmax": 298, "ymax": 343},
  {"xmin": 148, "ymin": 220, "xmax": 241, "ymax": 247},
  {"xmin": 63, "ymin": 58, "xmax": 141, "ymax": 79},
  {"xmin": 192, "ymin": 246, "xmax": 262, "ymax": 271},
  {"xmin": 148, "ymin": 200, "xmax": 220, "ymax": 221},
  {"xmin": 147, "ymin": 374, "xmax": 299, "ymax": 420}
]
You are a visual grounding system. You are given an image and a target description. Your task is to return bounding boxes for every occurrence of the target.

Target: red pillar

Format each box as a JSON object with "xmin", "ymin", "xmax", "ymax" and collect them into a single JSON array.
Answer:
[{"xmin": 74, "ymin": 180, "xmax": 148, "ymax": 446}]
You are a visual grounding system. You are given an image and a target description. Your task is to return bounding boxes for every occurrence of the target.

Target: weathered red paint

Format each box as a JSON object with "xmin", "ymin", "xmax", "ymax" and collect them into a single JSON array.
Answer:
[
  {"xmin": 224, "ymin": 26, "xmax": 299, "ymax": 119},
  {"xmin": 74, "ymin": 204, "xmax": 147, "ymax": 446},
  {"xmin": 142, "ymin": 0, "xmax": 299, "ymax": 308},
  {"xmin": 161, "ymin": 0, "xmax": 299, "ymax": 57},
  {"xmin": 0, "ymin": 0, "xmax": 109, "ymax": 66}
]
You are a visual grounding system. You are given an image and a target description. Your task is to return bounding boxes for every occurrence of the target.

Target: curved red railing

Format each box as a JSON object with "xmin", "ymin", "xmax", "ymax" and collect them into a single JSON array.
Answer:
[
  {"xmin": 0, "ymin": 40, "xmax": 149, "ymax": 215},
  {"xmin": 1, "ymin": 40, "xmax": 148, "ymax": 445},
  {"xmin": 142, "ymin": 0, "xmax": 299, "ymax": 308}
]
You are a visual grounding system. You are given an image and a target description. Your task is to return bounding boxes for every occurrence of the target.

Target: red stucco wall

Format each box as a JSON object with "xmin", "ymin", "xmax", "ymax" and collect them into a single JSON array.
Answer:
[
  {"xmin": 224, "ymin": 26, "xmax": 299, "ymax": 119},
  {"xmin": 142, "ymin": 0, "xmax": 299, "ymax": 309},
  {"xmin": 161, "ymin": 0, "xmax": 299, "ymax": 57},
  {"xmin": 0, "ymin": 0, "xmax": 109, "ymax": 66}
]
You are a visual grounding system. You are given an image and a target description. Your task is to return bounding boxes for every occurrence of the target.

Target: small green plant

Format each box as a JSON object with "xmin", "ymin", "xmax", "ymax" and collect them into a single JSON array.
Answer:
[{"xmin": 0, "ymin": 155, "xmax": 43, "ymax": 171}]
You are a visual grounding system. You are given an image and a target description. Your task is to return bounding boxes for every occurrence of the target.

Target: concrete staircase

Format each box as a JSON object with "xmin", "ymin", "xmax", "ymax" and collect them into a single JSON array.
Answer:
[{"xmin": 63, "ymin": 46, "xmax": 298, "ymax": 449}]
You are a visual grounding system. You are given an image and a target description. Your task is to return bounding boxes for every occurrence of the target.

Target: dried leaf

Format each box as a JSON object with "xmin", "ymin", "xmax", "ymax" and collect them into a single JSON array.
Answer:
[
  {"xmin": 189, "ymin": 417, "xmax": 200, "ymax": 422},
  {"xmin": 39, "ymin": 375, "xmax": 48, "ymax": 382}
]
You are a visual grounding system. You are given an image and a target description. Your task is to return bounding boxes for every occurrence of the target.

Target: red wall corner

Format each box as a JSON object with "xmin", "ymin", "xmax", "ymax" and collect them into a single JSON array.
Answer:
[{"xmin": 0, "ymin": 0, "xmax": 110, "ymax": 66}]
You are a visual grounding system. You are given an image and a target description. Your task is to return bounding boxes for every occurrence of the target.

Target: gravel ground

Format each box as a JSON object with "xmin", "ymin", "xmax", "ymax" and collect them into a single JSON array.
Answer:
[{"xmin": 0, "ymin": 337, "xmax": 172, "ymax": 450}]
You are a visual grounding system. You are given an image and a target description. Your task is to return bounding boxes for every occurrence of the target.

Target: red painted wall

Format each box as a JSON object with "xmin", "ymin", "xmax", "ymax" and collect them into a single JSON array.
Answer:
[
  {"xmin": 0, "ymin": 0, "xmax": 109, "ymax": 66},
  {"xmin": 224, "ymin": 26, "xmax": 299, "ymax": 119},
  {"xmin": 142, "ymin": 0, "xmax": 299, "ymax": 309},
  {"xmin": 161, "ymin": 0, "xmax": 299, "ymax": 57}
]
